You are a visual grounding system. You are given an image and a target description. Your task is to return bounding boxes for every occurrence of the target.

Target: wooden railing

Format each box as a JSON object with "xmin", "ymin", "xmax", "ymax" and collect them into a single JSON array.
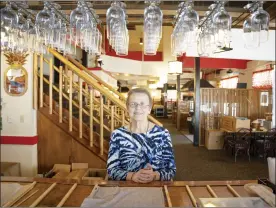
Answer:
[
  {"xmin": 33, "ymin": 48, "xmax": 162, "ymax": 156},
  {"xmin": 68, "ymin": 56, "xmax": 162, "ymax": 126}
]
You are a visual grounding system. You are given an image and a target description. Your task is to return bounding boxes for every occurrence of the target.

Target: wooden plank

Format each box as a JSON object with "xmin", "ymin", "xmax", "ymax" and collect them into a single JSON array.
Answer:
[
  {"xmin": 90, "ymin": 88, "xmax": 94, "ymax": 147},
  {"xmin": 49, "ymin": 58, "xmax": 53, "ymax": 114},
  {"xmin": 100, "ymin": 95, "xmax": 104, "ymax": 155},
  {"xmin": 79, "ymin": 78, "xmax": 83, "ymax": 139},
  {"xmin": 57, "ymin": 183, "xmax": 78, "ymax": 207},
  {"xmin": 59, "ymin": 66, "xmax": 63, "ymax": 123},
  {"xmin": 14, "ymin": 190, "xmax": 39, "ymax": 207},
  {"xmin": 185, "ymin": 185, "xmax": 197, "ymax": 207},
  {"xmin": 69, "ymin": 74, "xmax": 73, "ymax": 132},
  {"xmin": 206, "ymin": 185, "xmax": 218, "ymax": 198},
  {"xmin": 247, "ymin": 184, "xmax": 275, "ymax": 207},
  {"xmin": 29, "ymin": 183, "xmax": 57, "ymax": 207},
  {"xmin": 33, "ymin": 53, "xmax": 38, "ymax": 110},
  {"xmin": 164, "ymin": 185, "xmax": 172, "ymax": 207},
  {"xmin": 3, "ymin": 182, "xmax": 37, "ymax": 207},
  {"xmin": 227, "ymin": 184, "xmax": 241, "ymax": 197},
  {"xmin": 40, "ymin": 55, "xmax": 44, "ymax": 108}
]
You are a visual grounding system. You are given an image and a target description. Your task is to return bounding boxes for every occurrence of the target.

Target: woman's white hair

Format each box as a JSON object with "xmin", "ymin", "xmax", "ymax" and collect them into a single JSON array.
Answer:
[{"xmin": 126, "ymin": 88, "xmax": 153, "ymax": 107}]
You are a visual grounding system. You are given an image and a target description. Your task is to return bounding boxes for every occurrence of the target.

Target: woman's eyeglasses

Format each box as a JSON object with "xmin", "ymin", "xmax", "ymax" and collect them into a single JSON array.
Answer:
[{"xmin": 128, "ymin": 102, "xmax": 150, "ymax": 109}]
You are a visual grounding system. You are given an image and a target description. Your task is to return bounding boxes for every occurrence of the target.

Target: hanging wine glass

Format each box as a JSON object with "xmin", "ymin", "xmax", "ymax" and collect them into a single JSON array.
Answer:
[
  {"xmin": 213, "ymin": 1, "xmax": 232, "ymax": 48},
  {"xmin": 243, "ymin": 3, "xmax": 259, "ymax": 49},
  {"xmin": 251, "ymin": 1, "xmax": 270, "ymax": 43}
]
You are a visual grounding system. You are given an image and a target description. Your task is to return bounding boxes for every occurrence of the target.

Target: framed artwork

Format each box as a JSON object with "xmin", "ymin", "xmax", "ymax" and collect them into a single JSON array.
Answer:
[{"xmin": 4, "ymin": 52, "xmax": 28, "ymax": 96}]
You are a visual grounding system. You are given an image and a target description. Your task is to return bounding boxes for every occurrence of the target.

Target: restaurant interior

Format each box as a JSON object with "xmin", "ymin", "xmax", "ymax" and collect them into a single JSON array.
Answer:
[{"xmin": 0, "ymin": 0, "xmax": 275, "ymax": 207}]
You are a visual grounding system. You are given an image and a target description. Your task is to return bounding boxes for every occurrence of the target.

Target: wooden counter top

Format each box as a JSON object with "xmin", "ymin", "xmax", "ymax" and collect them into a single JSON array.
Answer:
[{"xmin": 1, "ymin": 177, "xmax": 260, "ymax": 207}]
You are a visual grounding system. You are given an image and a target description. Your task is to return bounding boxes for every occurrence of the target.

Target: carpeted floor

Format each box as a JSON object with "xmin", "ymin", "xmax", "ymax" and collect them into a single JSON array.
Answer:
[{"xmin": 157, "ymin": 118, "xmax": 269, "ymax": 181}]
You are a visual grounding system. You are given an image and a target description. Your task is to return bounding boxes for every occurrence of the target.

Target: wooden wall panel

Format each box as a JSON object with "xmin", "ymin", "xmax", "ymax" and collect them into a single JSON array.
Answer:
[
  {"xmin": 71, "ymin": 139, "xmax": 106, "ymax": 169},
  {"xmin": 37, "ymin": 111, "xmax": 106, "ymax": 174},
  {"xmin": 199, "ymin": 88, "xmax": 272, "ymax": 144},
  {"xmin": 38, "ymin": 112, "xmax": 71, "ymax": 173}
]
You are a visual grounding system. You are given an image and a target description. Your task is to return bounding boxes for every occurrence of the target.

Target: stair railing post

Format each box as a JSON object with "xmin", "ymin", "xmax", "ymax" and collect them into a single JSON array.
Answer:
[
  {"xmin": 85, "ymin": 83, "xmax": 88, "ymax": 106},
  {"xmin": 49, "ymin": 58, "xmax": 53, "ymax": 114},
  {"xmin": 90, "ymin": 88, "xmax": 94, "ymax": 147},
  {"xmin": 59, "ymin": 66, "xmax": 63, "ymax": 123},
  {"xmin": 69, "ymin": 73, "xmax": 73, "ymax": 132},
  {"xmin": 79, "ymin": 78, "xmax": 83, "ymax": 138},
  {"xmin": 33, "ymin": 53, "xmax": 38, "ymax": 110},
  {"xmin": 40, "ymin": 54, "xmax": 44, "ymax": 108},
  {"xmin": 100, "ymin": 94, "xmax": 104, "ymax": 155},
  {"xmin": 64, "ymin": 64, "xmax": 68, "ymax": 93},
  {"xmin": 111, "ymin": 105, "xmax": 115, "ymax": 132},
  {"xmin": 122, "ymin": 111, "xmax": 125, "ymax": 127}
]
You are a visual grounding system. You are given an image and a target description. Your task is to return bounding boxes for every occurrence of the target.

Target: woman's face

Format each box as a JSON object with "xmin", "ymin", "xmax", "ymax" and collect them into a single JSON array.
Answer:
[{"xmin": 127, "ymin": 93, "xmax": 151, "ymax": 121}]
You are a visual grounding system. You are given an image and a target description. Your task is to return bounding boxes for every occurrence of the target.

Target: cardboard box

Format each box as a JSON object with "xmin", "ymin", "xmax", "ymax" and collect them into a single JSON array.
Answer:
[
  {"xmin": 221, "ymin": 116, "xmax": 250, "ymax": 132},
  {"xmin": 82, "ymin": 168, "xmax": 107, "ymax": 181},
  {"xmin": 72, "ymin": 163, "xmax": 88, "ymax": 171},
  {"xmin": 1, "ymin": 162, "xmax": 21, "ymax": 176},
  {"xmin": 205, "ymin": 129, "xmax": 224, "ymax": 150}
]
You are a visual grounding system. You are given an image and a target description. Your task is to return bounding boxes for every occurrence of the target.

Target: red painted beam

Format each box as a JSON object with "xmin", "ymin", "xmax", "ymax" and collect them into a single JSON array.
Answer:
[
  {"xmin": 177, "ymin": 56, "xmax": 250, "ymax": 69},
  {"xmin": 1, "ymin": 136, "xmax": 38, "ymax": 145}
]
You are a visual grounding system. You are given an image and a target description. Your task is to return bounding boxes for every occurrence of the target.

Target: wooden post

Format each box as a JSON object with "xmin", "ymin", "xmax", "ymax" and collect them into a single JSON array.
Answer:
[
  {"xmin": 176, "ymin": 74, "xmax": 181, "ymax": 130},
  {"xmin": 79, "ymin": 78, "xmax": 83, "ymax": 138},
  {"xmin": 69, "ymin": 74, "xmax": 73, "ymax": 132},
  {"xmin": 186, "ymin": 185, "xmax": 197, "ymax": 207},
  {"xmin": 85, "ymin": 83, "xmax": 88, "ymax": 105},
  {"xmin": 40, "ymin": 55, "xmax": 44, "ymax": 108},
  {"xmin": 122, "ymin": 111, "xmax": 125, "ymax": 126},
  {"xmin": 59, "ymin": 66, "xmax": 63, "ymax": 123},
  {"xmin": 100, "ymin": 94, "xmax": 104, "ymax": 155},
  {"xmin": 56, "ymin": 183, "xmax": 77, "ymax": 207},
  {"xmin": 273, "ymin": 64, "xmax": 276, "ymax": 128},
  {"xmin": 206, "ymin": 185, "xmax": 218, "ymax": 198},
  {"xmin": 164, "ymin": 185, "xmax": 172, "ymax": 207},
  {"xmin": 3, "ymin": 182, "xmax": 37, "ymax": 207},
  {"xmin": 194, "ymin": 57, "xmax": 200, "ymax": 146},
  {"xmin": 49, "ymin": 58, "xmax": 53, "ymax": 114},
  {"xmin": 14, "ymin": 190, "xmax": 39, "ymax": 207},
  {"xmin": 33, "ymin": 53, "xmax": 38, "ymax": 110},
  {"xmin": 227, "ymin": 184, "xmax": 241, "ymax": 197},
  {"xmin": 90, "ymin": 88, "xmax": 94, "ymax": 147},
  {"xmin": 29, "ymin": 183, "xmax": 57, "ymax": 207},
  {"xmin": 64, "ymin": 64, "xmax": 68, "ymax": 92},
  {"xmin": 111, "ymin": 106, "xmax": 115, "ymax": 132}
]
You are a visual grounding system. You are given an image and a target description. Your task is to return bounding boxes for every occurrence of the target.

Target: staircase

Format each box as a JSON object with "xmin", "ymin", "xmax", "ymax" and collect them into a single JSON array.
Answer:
[{"xmin": 34, "ymin": 48, "xmax": 162, "ymax": 170}]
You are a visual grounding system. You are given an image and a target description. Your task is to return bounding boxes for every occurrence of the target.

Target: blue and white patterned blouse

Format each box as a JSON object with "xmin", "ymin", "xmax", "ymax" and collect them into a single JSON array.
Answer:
[{"xmin": 107, "ymin": 125, "xmax": 176, "ymax": 181}]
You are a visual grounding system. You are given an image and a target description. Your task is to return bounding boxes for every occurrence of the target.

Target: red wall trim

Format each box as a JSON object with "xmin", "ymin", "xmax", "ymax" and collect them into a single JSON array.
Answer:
[
  {"xmin": 177, "ymin": 56, "xmax": 250, "ymax": 69},
  {"xmin": 1, "ymin": 136, "xmax": 38, "ymax": 145}
]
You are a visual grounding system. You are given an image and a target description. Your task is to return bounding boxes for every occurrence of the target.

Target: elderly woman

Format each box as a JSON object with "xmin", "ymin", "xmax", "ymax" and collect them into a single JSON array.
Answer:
[{"xmin": 107, "ymin": 88, "xmax": 176, "ymax": 183}]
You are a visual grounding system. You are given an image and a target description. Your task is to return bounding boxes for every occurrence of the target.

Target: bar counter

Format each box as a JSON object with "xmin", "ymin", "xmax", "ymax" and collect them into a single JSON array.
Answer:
[{"xmin": 1, "ymin": 177, "xmax": 262, "ymax": 207}]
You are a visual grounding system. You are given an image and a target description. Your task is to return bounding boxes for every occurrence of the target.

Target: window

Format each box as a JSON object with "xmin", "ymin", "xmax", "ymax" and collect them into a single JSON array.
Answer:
[
  {"xmin": 220, "ymin": 77, "xmax": 239, "ymax": 89},
  {"xmin": 252, "ymin": 69, "xmax": 273, "ymax": 89}
]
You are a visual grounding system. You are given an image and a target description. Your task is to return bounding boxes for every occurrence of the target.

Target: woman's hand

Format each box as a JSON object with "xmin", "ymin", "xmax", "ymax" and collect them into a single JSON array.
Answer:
[{"xmin": 132, "ymin": 168, "xmax": 155, "ymax": 183}]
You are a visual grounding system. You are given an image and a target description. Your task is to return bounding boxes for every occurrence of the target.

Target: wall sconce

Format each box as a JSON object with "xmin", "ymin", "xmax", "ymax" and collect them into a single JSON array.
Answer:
[
  {"xmin": 168, "ymin": 61, "xmax": 182, "ymax": 75},
  {"xmin": 139, "ymin": 38, "xmax": 143, "ymax": 45}
]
